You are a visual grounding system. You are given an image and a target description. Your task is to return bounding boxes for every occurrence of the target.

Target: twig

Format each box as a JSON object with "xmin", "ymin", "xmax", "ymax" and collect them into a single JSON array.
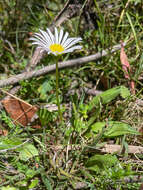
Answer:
[
  {"xmin": 84, "ymin": 87, "xmax": 103, "ymax": 96},
  {"xmin": 52, "ymin": 0, "xmax": 71, "ymax": 25},
  {"xmin": 48, "ymin": 144, "xmax": 143, "ymax": 154},
  {"xmin": 5, "ymin": 40, "xmax": 16, "ymax": 55},
  {"xmin": 25, "ymin": 48, "xmax": 45, "ymax": 72},
  {"xmin": 0, "ymin": 43, "xmax": 125, "ymax": 88},
  {"xmin": 50, "ymin": 0, "xmax": 82, "ymax": 28},
  {"xmin": 101, "ymin": 144, "xmax": 143, "ymax": 154},
  {"xmin": 0, "ymin": 88, "xmax": 33, "ymax": 107}
]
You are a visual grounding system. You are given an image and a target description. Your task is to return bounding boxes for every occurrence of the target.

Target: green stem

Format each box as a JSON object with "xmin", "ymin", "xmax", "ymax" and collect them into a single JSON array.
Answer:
[{"xmin": 55, "ymin": 60, "xmax": 62, "ymax": 122}]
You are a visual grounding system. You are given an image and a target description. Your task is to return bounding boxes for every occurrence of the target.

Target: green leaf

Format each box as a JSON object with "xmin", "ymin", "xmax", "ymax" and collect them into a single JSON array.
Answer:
[
  {"xmin": 38, "ymin": 80, "xmax": 53, "ymax": 100},
  {"xmin": 0, "ymin": 137, "xmax": 22, "ymax": 150},
  {"xmin": 120, "ymin": 86, "xmax": 130, "ymax": 98},
  {"xmin": 88, "ymin": 86, "xmax": 130, "ymax": 111},
  {"xmin": 38, "ymin": 108, "xmax": 53, "ymax": 126},
  {"xmin": 18, "ymin": 143, "xmax": 38, "ymax": 161},
  {"xmin": 1, "ymin": 186, "xmax": 17, "ymax": 190},
  {"xmin": 29, "ymin": 179, "xmax": 39, "ymax": 189},
  {"xmin": 25, "ymin": 169, "xmax": 37, "ymax": 178},
  {"xmin": 104, "ymin": 122, "xmax": 140, "ymax": 137},
  {"xmin": 41, "ymin": 175, "xmax": 53, "ymax": 190},
  {"xmin": 86, "ymin": 154, "xmax": 119, "ymax": 171},
  {"xmin": 15, "ymin": 180, "xmax": 27, "ymax": 187},
  {"xmin": 91, "ymin": 121, "xmax": 140, "ymax": 137}
]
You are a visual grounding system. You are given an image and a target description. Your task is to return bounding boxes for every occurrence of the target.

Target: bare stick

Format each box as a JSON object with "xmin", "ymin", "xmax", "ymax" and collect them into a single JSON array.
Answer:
[
  {"xmin": 0, "ymin": 43, "xmax": 124, "ymax": 88},
  {"xmin": 101, "ymin": 144, "xmax": 143, "ymax": 154},
  {"xmin": 48, "ymin": 144, "xmax": 143, "ymax": 154},
  {"xmin": 0, "ymin": 88, "xmax": 33, "ymax": 107}
]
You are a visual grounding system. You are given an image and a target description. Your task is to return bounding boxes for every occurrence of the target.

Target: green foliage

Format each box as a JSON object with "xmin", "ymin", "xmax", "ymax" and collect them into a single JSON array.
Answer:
[
  {"xmin": 88, "ymin": 86, "xmax": 130, "ymax": 111},
  {"xmin": 85, "ymin": 154, "xmax": 136, "ymax": 189},
  {"xmin": 0, "ymin": 137, "xmax": 22, "ymax": 150},
  {"xmin": 0, "ymin": 111, "xmax": 15, "ymax": 129},
  {"xmin": 28, "ymin": 178, "xmax": 39, "ymax": 189},
  {"xmin": 1, "ymin": 186, "xmax": 17, "ymax": 190},
  {"xmin": 37, "ymin": 76, "xmax": 57, "ymax": 102},
  {"xmin": 0, "ymin": 0, "xmax": 142, "ymax": 189},
  {"xmin": 38, "ymin": 108, "xmax": 54, "ymax": 126},
  {"xmin": 17, "ymin": 143, "xmax": 39, "ymax": 161},
  {"xmin": 91, "ymin": 121, "xmax": 140, "ymax": 138},
  {"xmin": 86, "ymin": 154, "xmax": 119, "ymax": 171},
  {"xmin": 41, "ymin": 174, "xmax": 53, "ymax": 190}
]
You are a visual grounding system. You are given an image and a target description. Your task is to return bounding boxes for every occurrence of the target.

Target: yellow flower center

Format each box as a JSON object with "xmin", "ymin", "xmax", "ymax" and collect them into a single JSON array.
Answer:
[{"xmin": 49, "ymin": 44, "xmax": 64, "ymax": 54}]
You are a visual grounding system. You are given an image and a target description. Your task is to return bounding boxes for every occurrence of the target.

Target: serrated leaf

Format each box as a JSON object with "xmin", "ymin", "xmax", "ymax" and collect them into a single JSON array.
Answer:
[{"xmin": 18, "ymin": 143, "xmax": 38, "ymax": 161}]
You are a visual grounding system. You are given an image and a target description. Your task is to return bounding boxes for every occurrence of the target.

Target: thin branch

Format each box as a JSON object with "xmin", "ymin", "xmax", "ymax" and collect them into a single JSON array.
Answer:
[
  {"xmin": 101, "ymin": 144, "xmax": 143, "ymax": 154},
  {"xmin": 0, "ymin": 43, "xmax": 124, "ymax": 88},
  {"xmin": 50, "ymin": 0, "xmax": 82, "ymax": 28},
  {"xmin": 48, "ymin": 144, "xmax": 143, "ymax": 154},
  {"xmin": 84, "ymin": 87, "xmax": 103, "ymax": 96},
  {"xmin": 0, "ymin": 88, "xmax": 34, "ymax": 107}
]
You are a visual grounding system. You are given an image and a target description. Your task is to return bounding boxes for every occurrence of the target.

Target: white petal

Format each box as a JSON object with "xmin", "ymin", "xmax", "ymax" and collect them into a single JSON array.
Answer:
[
  {"xmin": 65, "ymin": 38, "xmax": 82, "ymax": 49},
  {"xmin": 31, "ymin": 41, "xmax": 50, "ymax": 52},
  {"xmin": 39, "ymin": 29, "xmax": 52, "ymax": 44},
  {"xmin": 30, "ymin": 37, "xmax": 46, "ymax": 46},
  {"xmin": 32, "ymin": 31, "xmax": 52, "ymax": 47},
  {"xmin": 61, "ymin": 32, "xmax": 69, "ymax": 45},
  {"xmin": 54, "ymin": 27, "xmax": 59, "ymax": 44},
  {"xmin": 46, "ymin": 28, "xmax": 54, "ymax": 44},
  {"xmin": 30, "ymin": 38, "xmax": 44, "ymax": 45},
  {"xmin": 30, "ymin": 37, "xmax": 50, "ymax": 49},
  {"xmin": 32, "ymin": 33, "xmax": 48, "ymax": 44},
  {"xmin": 62, "ymin": 38, "xmax": 75, "ymax": 48},
  {"xmin": 30, "ymin": 36, "xmax": 49, "ymax": 47},
  {"xmin": 58, "ymin": 29, "xmax": 63, "ymax": 44},
  {"xmin": 63, "ymin": 45, "xmax": 82, "ymax": 53},
  {"xmin": 32, "ymin": 34, "xmax": 47, "ymax": 44}
]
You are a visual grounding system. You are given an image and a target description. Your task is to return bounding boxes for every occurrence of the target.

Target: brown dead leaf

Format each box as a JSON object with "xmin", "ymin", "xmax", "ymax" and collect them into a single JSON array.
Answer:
[
  {"xmin": 3, "ymin": 130, "xmax": 8, "ymax": 136},
  {"xmin": 120, "ymin": 41, "xmax": 131, "ymax": 79},
  {"xmin": 0, "ymin": 129, "xmax": 8, "ymax": 136},
  {"xmin": 2, "ymin": 98, "xmax": 38, "ymax": 126},
  {"xmin": 120, "ymin": 41, "xmax": 135, "ymax": 94},
  {"xmin": 31, "ymin": 125, "xmax": 41, "ymax": 129}
]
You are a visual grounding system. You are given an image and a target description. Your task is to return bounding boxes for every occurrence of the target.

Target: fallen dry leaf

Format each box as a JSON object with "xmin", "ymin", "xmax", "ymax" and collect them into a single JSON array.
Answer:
[
  {"xmin": 120, "ymin": 41, "xmax": 130, "ymax": 79},
  {"xmin": 2, "ymin": 98, "xmax": 38, "ymax": 126},
  {"xmin": 0, "ymin": 129, "xmax": 8, "ymax": 136},
  {"xmin": 120, "ymin": 41, "xmax": 135, "ymax": 94}
]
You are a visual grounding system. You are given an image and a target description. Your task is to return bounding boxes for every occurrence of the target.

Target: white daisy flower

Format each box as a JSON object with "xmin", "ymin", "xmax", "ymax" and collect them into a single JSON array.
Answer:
[{"xmin": 30, "ymin": 27, "xmax": 82, "ymax": 55}]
